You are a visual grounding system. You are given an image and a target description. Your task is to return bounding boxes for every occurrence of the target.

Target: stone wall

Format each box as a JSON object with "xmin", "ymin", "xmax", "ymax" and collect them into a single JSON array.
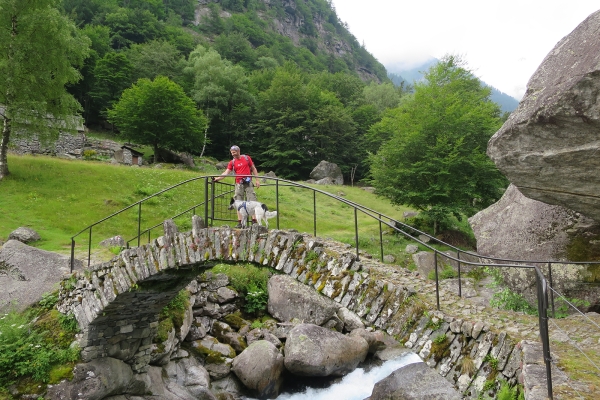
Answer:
[
  {"xmin": 57, "ymin": 219, "xmax": 525, "ymax": 396},
  {"xmin": 11, "ymin": 132, "xmax": 87, "ymax": 158}
]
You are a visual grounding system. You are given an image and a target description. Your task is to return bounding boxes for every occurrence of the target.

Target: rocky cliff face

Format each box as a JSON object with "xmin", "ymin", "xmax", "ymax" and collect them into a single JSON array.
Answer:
[
  {"xmin": 193, "ymin": 0, "xmax": 385, "ymax": 82},
  {"xmin": 487, "ymin": 9, "xmax": 600, "ymax": 222}
]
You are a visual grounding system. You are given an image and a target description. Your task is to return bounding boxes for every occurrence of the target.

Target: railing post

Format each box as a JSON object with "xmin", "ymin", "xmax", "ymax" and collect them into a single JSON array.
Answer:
[
  {"xmin": 276, "ymin": 180, "xmax": 280, "ymax": 229},
  {"xmin": 87, "ymin": 227, "xmax": 92, "ymax": 268},
  {"xmin": 548, "ymin": 262, "xmax": 555, "ymax": 318},
  {"xmin": 147, "ymin": 229, "xmax": 151, "ymax": 244},
  {"xmin": 70, "ymin": 238, "xmax": 75, "ymax": 273},
  {"xmin": 434, "ymin": 250, "xmax": 440, "ymax": 311},
  {"xmin": 457, "ymin": 251, "xmax": 462, "ymax": 297},
  {"xmin": 204, "ymin": 177, "xmax": 209, "ymax": 226},
  {"xmin": 313, "ymin": 190, "xmax": 317, "ymax": 237},
  {"xmin": 137, "ymin": 202, "xmax": 142, "ymax": 247},
  {"xmin": 536, "ymin": 268, "xmax": 553, "ymax": 399},
  {"xmin": 354, "ymin": 207, "xmax": 359, "ymax": 260},
  {"xmin": 379, "ymin": 214, "xmax": 384, "ymax": 263}
]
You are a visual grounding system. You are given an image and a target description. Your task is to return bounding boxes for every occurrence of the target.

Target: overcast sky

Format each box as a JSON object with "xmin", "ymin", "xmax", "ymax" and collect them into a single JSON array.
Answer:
[{"xmin": 332, "ymin": 1, "xmax": 599, "ymax": 100}]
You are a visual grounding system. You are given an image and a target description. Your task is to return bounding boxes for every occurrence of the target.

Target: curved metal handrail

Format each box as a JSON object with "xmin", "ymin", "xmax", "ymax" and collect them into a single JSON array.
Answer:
[{"xmin": 70, "ymin": 174, "xmax": 596, "ymax": 399}]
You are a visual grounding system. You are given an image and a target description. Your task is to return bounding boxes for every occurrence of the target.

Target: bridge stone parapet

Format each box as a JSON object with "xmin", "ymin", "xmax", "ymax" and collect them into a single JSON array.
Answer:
[{"xmin": 57, "ymin": 216, "xmax": 524, "ymax": 395}]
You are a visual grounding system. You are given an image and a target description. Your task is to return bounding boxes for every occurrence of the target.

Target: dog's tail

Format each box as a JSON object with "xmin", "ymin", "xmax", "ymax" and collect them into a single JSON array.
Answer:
[{"xmin": 265, "ymin": 211, "xmax": 277, "ymax": 219}]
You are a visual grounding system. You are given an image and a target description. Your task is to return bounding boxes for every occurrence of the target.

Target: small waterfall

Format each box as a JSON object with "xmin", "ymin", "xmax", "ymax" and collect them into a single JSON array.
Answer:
[{"xmin": 244, "ymin": 353, "xmax": 422, "ymax": 400}]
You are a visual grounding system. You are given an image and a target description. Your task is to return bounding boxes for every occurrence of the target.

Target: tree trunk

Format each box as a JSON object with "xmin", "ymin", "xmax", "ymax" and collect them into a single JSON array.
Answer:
[
  {"xmin": 0, "ymin": 115, "xmax": 11, "ymax": 180},
  {"xmin": 153, "ymin": 143, "xmax": 159, "ymax": 163},
  {"xmin": 199, "ymin": 110, "xmax": 209, "ymax": 158}
]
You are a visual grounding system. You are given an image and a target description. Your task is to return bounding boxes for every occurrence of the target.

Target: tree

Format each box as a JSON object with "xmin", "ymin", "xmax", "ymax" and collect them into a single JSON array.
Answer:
[
  {"xmin": 108, "ymin": 76, "xmax": 207, "ymax": 160},
  {"xmin": 125, "ymin": 40, "xmax": 186, "ymax": 84},
  {"xmin": 368, "ymin": 55, "xmax": 507, "ymax": 233},
  {"xmin": 184, "ymin": 46, "xmax": 254, "ymax": 156},
  {"xmin": 0, "ymin": 0, "xmax": 90, "ymax": 180},
  {"xmin": 89, "ymin": 52, "xmax": 133, "ymax": 121}
]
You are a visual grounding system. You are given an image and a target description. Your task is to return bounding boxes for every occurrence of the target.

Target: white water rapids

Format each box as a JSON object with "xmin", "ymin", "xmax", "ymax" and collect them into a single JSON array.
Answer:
[{"xmin": 244, "ymin": 352, "xmax": 422, "ymax": 400}]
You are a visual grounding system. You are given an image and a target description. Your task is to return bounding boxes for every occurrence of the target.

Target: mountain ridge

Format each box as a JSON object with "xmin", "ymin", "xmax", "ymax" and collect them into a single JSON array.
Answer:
[{"xmin": 387, "ymin": 58, "xmax": 520, "ymax": 113}]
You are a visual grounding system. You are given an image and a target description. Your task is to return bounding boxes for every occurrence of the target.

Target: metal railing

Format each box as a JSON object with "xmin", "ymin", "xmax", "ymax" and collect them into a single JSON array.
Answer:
[{"xmin": 69, "ymin": 175, "xmax": 600, "ymax": 399}]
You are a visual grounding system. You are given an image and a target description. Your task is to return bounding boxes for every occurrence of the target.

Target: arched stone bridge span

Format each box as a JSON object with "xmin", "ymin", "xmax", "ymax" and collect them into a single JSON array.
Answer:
[
  {"xmin": 57, "ymin": 215, "xmax": 519, "ymax": 391},
  {"xmin": 58, "ymin": 215, "xmax": 418, "ymax": 372}
]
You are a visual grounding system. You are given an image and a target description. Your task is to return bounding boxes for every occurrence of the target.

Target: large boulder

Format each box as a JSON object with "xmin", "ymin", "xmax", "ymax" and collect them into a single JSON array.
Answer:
[
  {"xmin": 283, "ymin": 323, "xmax": 369, "ymax": 377},
  {"xmin": 231, "ymin": 340, "xmax": 285, "ymax": 399},
  {"xmin": 0, "ymin": 240, "xmax": 78, "ymax": 312},
  {"xmin": 309, "ymin": 160, "xmax": 343, "ymax": 185},
  {"xmin": 369, "ymin": 361, "xmax": 462, "ymax": 400},
  {"xmin": 469, "ymin": 185, "xmax": 600, "ymax": 311},
  {"xmin": 487, "ymin": 10, "xmax": 600, "ymax": 222},
  {"xmin": 469, "ymin": 184, "xmax": 600, "ymax": 261},
  {"xmin": 267, "ymin": 274, "xmax": 341, "ymax": 326}
]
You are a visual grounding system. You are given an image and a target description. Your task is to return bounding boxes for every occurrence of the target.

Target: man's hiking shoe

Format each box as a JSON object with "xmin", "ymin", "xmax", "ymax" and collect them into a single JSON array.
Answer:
[
  {"xmin": 235, "ymin": 223, "xmax": 243, "ymax": 228},
  {"xmin": 251, "ymin": 220, "xmax": 257, "ymax": 225}
]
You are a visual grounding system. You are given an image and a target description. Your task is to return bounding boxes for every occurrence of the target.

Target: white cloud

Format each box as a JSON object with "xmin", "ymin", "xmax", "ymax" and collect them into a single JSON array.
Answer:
[{"xmin": 332, "ymin": 0, "xmax": 599, "ymax": 100}]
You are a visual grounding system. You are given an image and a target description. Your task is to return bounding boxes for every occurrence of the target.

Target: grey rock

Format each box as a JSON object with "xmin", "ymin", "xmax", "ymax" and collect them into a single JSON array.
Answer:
[
  {"xmin": 0, "ymin": 240, "xmax": 78, "ymax": 312},
  {"xmin": 260, "ymin": 170, "xmax": 277, "ymax": 184},
  {"xmin": 369, "ymin": 361, "xmax": 462, "ymax": 399},
  {"xmin": 245, "ymin": 328, "xmax": 282, "ymax": 348},
  {"xmin": 211, "ymin": 321, "xmax": 247, "ymax": 354},
  {"xmin": 309, "ymin": 160, "xmax": 343, "ymax": 185},
  {"xmin": 350, "ymin": 328, "xmax": 398, "ymax": 354},
  {"xmin": 314, "ymin": 176, "xmax": 336, "ymax": 185},
  {"xmin": 164, "ymin": 357, "xmax": 211, "ymax": 398},
  {"xmin": 46, "ymin": 357, "xmax": 138, "ymax": 400},
  {"xmin": 208, "ymin": 286, "xmax": 238, "ymax": 303},
  {"xmin": 337, "ymin": 307, "xmax": 365, "ymax": 332},
  {"xmin": 487, "ymin": 10, "xmax": 600, "ymax": 222},
  {"xmin": 284, "ymin": 323, "xmax": 368, "ymax": 377},
  {"xmin": 204, "ymin": 360, "xmax": 233, "ymax": 380},
  {"xmin": 383, "ymin": 254, "xmax": 396, "ymax": 263},
  {"xmin": 98, "ymin": 235, "xmax": 125, "ymax": 248},
  {"xmin": 405, "ymin": 244, "xmax": 419, "ymax": 254},
  {"xmin": 150, "ymin": 327, "xmax": 177, "ymax": 366},
  {"xmin": 469, "ymin": 184, "xmax": 598, "ymax": 261},
  {"xmin": 232, "ymin": 340, "xmax": 285, "ymax": 399},
  {"xmin": 469, "ymin": 188, "xmax": 600, "ymax": 310},
  {"xmin": 268, "ymin": 274, "xmax": 341, "ymax": 325},
  {"xmin": 8, "ymin": 227, "xmax": 40, "ymax": 243},
  {"xmin": 210, "ymin": 374, "xmax": 248, "ymax": 399}
]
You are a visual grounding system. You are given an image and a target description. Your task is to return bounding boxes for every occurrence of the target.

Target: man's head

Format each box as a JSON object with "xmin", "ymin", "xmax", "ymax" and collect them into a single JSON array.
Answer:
[{"xmin": 230, "ymin": 145, "xmax": 241, "ymax": 159}]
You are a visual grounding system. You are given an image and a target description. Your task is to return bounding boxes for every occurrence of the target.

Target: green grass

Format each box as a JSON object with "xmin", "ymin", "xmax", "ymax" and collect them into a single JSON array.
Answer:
[{"xmin": 0, "ymin": 154, "xmax": 468, "ymax": 263}]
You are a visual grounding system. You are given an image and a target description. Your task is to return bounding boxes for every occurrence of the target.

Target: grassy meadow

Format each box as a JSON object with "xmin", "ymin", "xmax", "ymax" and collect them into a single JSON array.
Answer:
[{"xmin": 0, "ymin": 154, "xmax": 450, "ymax": 265}]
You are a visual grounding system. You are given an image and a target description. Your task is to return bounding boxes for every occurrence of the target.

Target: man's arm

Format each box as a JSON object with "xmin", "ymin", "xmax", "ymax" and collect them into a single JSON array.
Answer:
[
  {"xmin": 213, "ymin": 167, "xmax": 232, "ymax": 182},
  {"xmin": 251, "ymin": 164, "xmax": 260, "ymax": 188}
]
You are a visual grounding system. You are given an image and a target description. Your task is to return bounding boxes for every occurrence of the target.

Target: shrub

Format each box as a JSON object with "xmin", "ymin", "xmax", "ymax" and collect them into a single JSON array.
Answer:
[
  {"xmin": 0, "ymin": 312, "xmax": 79, "ymax": 386},
  {"xmin": 244, "ymin": 283, "xmax": 268, "ymax": 315},
  {"xmin": 428, "ymin": 264, "xmax": 457, "ymax": 280},
  {"xmin": 83, "ymin": 149, "xmax": 97, "ymax": 160},
  {"xmin": 489, "ymin": 288, "xmax": 537, "ymax": 315}
]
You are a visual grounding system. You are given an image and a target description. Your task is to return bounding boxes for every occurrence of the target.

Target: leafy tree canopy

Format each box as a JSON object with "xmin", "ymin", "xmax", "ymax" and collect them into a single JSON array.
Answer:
[
  {"xmin": 368, "ymin": 55, "xmax": 507, "ymax": 231},
  {"xmin": 108, "ymin": 76, "xmax": 207, "ymax": 158},
  {"xmin": 0, "ymin": 0, "xmax": 90, "ymax": 179}
]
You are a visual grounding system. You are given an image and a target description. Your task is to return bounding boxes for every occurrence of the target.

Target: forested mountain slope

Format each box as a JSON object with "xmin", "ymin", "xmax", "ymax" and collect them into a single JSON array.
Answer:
[{"xmin": 61, "ymin": 0, "xmax": 393, "ymax": 180}]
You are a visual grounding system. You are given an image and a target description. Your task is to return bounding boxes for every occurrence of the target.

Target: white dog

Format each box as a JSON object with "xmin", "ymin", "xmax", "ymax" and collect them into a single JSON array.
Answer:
[{"xmin": 228, "ymin": 198, "xmax": 277, "ymax": 228}]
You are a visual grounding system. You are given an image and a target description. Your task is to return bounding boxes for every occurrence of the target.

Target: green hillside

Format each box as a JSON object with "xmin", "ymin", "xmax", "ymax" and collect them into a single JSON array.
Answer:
[{"xmin": 0, "ymin": 154, "xmax": 425, "ymax": 263}]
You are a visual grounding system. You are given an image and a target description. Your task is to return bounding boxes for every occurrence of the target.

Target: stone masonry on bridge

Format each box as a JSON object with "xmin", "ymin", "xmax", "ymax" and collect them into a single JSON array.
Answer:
[{"xmin": 57, "ymin": 216, "xmax": 523, "ymax": 394}]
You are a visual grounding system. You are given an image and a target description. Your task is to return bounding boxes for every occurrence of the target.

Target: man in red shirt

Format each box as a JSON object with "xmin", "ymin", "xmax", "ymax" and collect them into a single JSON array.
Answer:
[{"xmin": 214, "ymin": 145, "xmax": 260, "ymax": 227}]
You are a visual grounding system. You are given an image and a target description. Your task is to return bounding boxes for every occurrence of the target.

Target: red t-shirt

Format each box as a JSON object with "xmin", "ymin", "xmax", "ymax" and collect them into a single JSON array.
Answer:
[{"xmin": 228, "ymin": 155, "xmax": 253, "ymax": 184}]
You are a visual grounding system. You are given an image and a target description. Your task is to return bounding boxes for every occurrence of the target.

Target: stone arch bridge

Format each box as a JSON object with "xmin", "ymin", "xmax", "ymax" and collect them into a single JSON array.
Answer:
[
  {"xmin": 59, "ymin": 215, "xmax": 416, "ymax": 372},
  {"xmin": 58, "ymin": 215, "xmax": 520, "ymax": 394}
]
